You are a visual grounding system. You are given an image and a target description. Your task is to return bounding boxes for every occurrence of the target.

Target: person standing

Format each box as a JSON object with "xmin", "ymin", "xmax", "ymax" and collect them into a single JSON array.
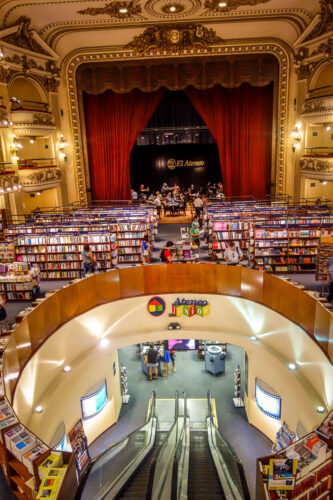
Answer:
[
  {"xmin": 141, "ymin": 235, "xmax": 152, "ymax": 264},
  {"xmin": 160, "ymin": 341, "xmax": 171, "ymax": 376},
  {"xmin": 0, "ymin": 297, "xmax": 9, "ymax": 332},
  {"xmin": 193, "ymin": 195, "xmax": 204, "ymax": 218},
  {"xmin": 224, "ymin": 241, "xmax": 243, "ymax": 265},
  {"xmin": 147, "ymin": 343, "xmax": 159, "ymax": 380},
  {"xmin": 82, "ymin": 244, "xmax": 97, "ymax": 277},
  {"xmin": 161, "ymin": 241, "xmax": 174, "ymax": 263},
  {"xmin": 190, "ymin": 221, "xmax": 201, "ymax": 248},
  {"xmin": 327, "ymin": 256, "xmax": 333, "ymax": 302}
]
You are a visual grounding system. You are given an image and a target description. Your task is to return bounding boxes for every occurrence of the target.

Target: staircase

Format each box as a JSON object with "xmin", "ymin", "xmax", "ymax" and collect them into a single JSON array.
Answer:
[{"xmin": 188, "ymin": 431, "xmax": 225, "ymax": 500}]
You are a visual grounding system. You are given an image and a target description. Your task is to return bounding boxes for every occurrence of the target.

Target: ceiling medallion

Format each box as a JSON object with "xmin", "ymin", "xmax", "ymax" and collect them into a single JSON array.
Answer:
[
  {"xmin": 78, "ymin": 1, "xmax": 141, "ymax": 18},
  {"xmin": 125, "ymin": 23, "xmax": 224, "ymax": 55},
  {"xmin": 204, "ymin": 0, "xmax": 270, "ymax": 12},
  {"xmin": 161, "ymin": 4, "xmax": 184, "ymax": 14},
  {"xmin": 144, "ymin": 0, "xmax": 201, "ymax": 19}
]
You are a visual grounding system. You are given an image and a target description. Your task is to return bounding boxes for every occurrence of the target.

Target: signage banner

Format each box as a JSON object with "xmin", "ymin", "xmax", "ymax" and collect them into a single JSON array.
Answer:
[
  {"xmin": 68, "ymin": 419, "xmax": 90, "ymax": 482},
  {"xmin": 172, "ymin": 298, "xmax": 210, "ymax": 317}
]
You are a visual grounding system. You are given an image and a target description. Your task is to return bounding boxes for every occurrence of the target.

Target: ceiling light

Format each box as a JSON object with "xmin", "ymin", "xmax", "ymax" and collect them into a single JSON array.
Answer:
[
  {"xmin": 18, "ymin": 184, "xmax": 21, "ymax": 188},
  {"xmin": 13, "ymin": 186, "xmax": 17, "ymax": 191},
  {"xmin": 37, "ymin": 191, "xmax": 41, "ymax": 195},
  {"xmin": 119, "ymin": 7, "xmax": 127, "ymax": 13},
  {"xmin": 6, "ymin": 187, "xmax": 11, "ymax": 191},
  {"xmin": 29, "ymin": 139, "xmax": 34, "ymax": 144},
  {"xmin": 9, "ymin": 121, "xmax": 13, "ymax": 126},
  {"xmin": 100, "ymin": 338, "xmax": 109, "ymax": 348},
  {"xmin": 218, "ymin": 1, "xmax": 227, "ymax": 6},
  {"xmin": 317, "ymin": 406, "xmax": 325, "ymax": 413},
  {"xmin": 63, "ymin": 365, "xmax": 71, "ymax": 372},
  {"xmin": 35, "ymin": 406, "xmax": 43, "ymax": 413},
  {"xmin": 288, "ymin": 363, "xmax": 296, "ymax": 370},
  {"xmin": 326, "ymin": 125, "xmax": 331, "ymax": 131},
  {"xmin": 0, "ymin": 189, "xmax": 4, "ymax": 194},
  {"xmin": 250, "ymin": 336, "xmax": 257, "ymax": 342},
  {"xmin": 3, "ymin": 120, "xmax": 8, "ymax": 126},
  {"xmin": 170, "ymin": 5, "xmax": 176, "ymax": 11}
]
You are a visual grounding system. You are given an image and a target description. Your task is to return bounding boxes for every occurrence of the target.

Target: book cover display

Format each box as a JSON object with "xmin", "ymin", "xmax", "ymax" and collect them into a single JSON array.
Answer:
[{"xmin": 68, "ymin": 419, "xmax": 90, "ymax": 482}]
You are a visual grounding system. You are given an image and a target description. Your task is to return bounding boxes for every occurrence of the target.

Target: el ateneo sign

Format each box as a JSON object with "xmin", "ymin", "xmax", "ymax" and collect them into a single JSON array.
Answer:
[{"xmin": 167, "ymin": 158, "xmax": 205, "ymax": 170}]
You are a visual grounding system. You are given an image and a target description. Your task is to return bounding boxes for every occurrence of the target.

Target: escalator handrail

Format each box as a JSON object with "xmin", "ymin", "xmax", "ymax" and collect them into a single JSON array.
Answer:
[
  {"xmin": 151, "ymin": 391, "xmax": 183, "ymax": 500},
  {"xmin": 75, "ymin": 391, "xmax": 156, "ymax": 500},
  {"xmin": 171, "ymin": 391, "xmax": 190, "ymax": 500}
]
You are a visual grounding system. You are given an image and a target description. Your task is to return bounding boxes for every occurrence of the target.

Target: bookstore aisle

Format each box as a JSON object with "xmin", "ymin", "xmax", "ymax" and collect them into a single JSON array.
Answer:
[{"xmin": 89, "ymin": 344, "xmax": 272, "ymax": 499}]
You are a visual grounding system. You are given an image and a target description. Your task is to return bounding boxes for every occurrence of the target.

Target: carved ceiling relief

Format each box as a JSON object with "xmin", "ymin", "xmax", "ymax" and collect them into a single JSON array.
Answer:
[
  {"xmin": 2, "ymin": 16, "xmax": 49, "ymax": 55},
  {"xmin": 78, "ymin": 0, "xmax": 141, "ymax": 18},
  {"xmin": 304, "ymin": 0, "xmax": 333, "ymax": 42},
  {"xmin": 204, "ymin": 0, "xmax": 270, "ymax": 12},
  {"xmin": 125, "ymin": 24, "xmax": 223, "ymax": 54}
]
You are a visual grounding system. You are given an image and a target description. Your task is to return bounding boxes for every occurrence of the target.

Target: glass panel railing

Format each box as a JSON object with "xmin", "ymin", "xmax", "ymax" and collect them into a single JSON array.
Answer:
[{"xmin": 79, "ymin": 392, "xmax": 156, "ymax": 500}]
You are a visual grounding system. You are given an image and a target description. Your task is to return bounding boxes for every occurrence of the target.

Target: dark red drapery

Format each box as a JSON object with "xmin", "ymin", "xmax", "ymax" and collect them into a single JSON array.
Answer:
[
  {"xmin": 84, "ymin": 88, "xmax": 165, "ymax": 200},
  {"xmin": 186, "ymin": 84, "xmax": 273, "ymax": 198}
]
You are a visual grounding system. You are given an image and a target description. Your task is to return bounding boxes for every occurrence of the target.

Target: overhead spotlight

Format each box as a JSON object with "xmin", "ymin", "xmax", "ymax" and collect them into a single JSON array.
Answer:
[
  {"xmin": 18, "ymin": 184, "xmax": 21, "ymax": 188},
  {"xmin": 317, "ymin": 406, "xmax": 325, "ymax": 413},
  {"xmin": 3, "ymin": 120, "xmax": 8, "ymax": 126},
  {"xmin": 250, "ymin": 336, "xmax": 257, "ymax": 342},
  {"xmin": 100, "ymin": 338, "xmax": 109, "ymax": 348},
  {"xmin": 36, "ymin": 191, "xmax": 41, "ymax": 196},
  {"xmin": 13, "ymin": 186, "xmax": 17, "ymax": 191},
  {"xmin": 170, "ymin": 5, "xmax": 176, "ymax": 11},
  {"xmin": 9, "ymin": 121, "xmax": 13, "ymax": 126},
  {"xmin": 29, "ymin": 138, "xmax": 35, "ymax": 144},
  {"xmin": 326, "ymin": 125, "xmax": 331, "ymax": 131},
  {"xmin": 288, "ymin": 363, "xmax": 296, "ymax": 371},
  {"xmin": 35, "ymin": 406, "xmax": 43, "ymax": 413},
  {"xmin": 119, "ymin": 7, "xmax": 128, "ymax": 13},
  {"xmin": 218, "ymin": 1, "xmax": 227, "ymax": 6},
  {"xmin": 63, "ymin": 365, "xmax": 71, "ymax": 372},
  {"xmin": 0, "ymin": 189, "xmax": 4, "ymax": 194},
  {"xmin": 6, "ymin": 187, "xmax": 11, "ymax": 192}
]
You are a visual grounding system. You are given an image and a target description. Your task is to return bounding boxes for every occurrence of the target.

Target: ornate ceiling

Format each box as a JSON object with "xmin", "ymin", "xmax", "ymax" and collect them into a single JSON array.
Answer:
[{"xmin": 0, "ymin": 0, "xmax": 322, "ymax": 55}]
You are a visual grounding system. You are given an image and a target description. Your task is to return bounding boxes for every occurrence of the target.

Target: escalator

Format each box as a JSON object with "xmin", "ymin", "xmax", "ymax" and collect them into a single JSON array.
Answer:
[
  {"xmin": 117, "ymin": 431, "xmax": 166, "ymax": 500},
  {"xmin": 188, "ymin": 431, "xmax": 225, "ymax": 500}
]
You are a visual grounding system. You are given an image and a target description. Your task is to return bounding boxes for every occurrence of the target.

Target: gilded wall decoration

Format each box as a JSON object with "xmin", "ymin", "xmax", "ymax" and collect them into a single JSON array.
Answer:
[
  {"xmin": 2, "ymin": 16, "xmax": 49, "ymax": 55},
  {"xmin": 0, "ymin": 109, "xmax": 9, "ymax": 123},
  {"xmin": 305, "ymin": 0, "xmax": 333, "ymax": 42},
  {"xmin": 5, "ymin": 54, "xmax": 44, "ymax": 74},
  {"xmin": 0, "ymin": 175, "xmax": 19, "ymax": 189},
  {"xmin": 32, "ymin": 113, "xmax": 55, "ymax": 126},
  {"xmin": 78, "ymin": 1, "xmax": 141, "ymax": 18},
  {"xmin": 299, "ymin": 158, "xmax": 333, "ymax": 173},
  {"xmin": 24, "ymin": 168, "xmax": 61, "ymax": 184},
  {"xmin": 204, "ymin": 0, "xmax": 270, "ymax": 12},
  {"xmin": 303, "ymin": 98, "xmax": 329, "ymax": 114},
  {"xmin": 0, "ymin": 65, "xmax": 13, "ymax": 83},
  {"xmin": 65, "ymin": 41, "xmax": 289, "ymax": 204},
  {"xmin": 144, "ymin": 0, "xmax": 201, "ymax": 19},
  {"xmin": 125, "ymin": 24, "xmax": 224, "ymax": 54}
]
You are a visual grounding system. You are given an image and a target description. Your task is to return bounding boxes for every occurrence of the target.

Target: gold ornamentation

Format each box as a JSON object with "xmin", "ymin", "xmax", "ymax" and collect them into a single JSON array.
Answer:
[
  {"xmin": 305, "ymin": 0, "xmax": 333, "ymax": 42},
  {"xmin": 204, "ymin": 0, "xmax": 270, "ymax": 12},
  {"xmin": 312, "ymin": 38, "xmax": 333, "ymax": 59},
  {"xmin": 303, "ymin": 98, "xmax": 328, "ymax": 114},
  {"xmin": 299, "ymin": 158, "xmax": 333, "ymax": 173},
  {"xmin": 0, "ymin": 65, "xmax": 13, "ymax": 83},
  {"xmin": 161, "ymin": 3, "xmax": 184, "ymax": 14},
  {"xmin": 0, "ymin": 109, "xmax": 9, "ymax": 122},
  {"xmin": 0, "ymin": 175, "xmax": 19, "ymax": 189},
  {"xmin": 78, "ymin": 1, "xmax": 141, "ymax": 18},
  {"xmin": 24, "ymin": 168, "xmax": 61, "ymax": 184},
  {"xmin": 38, "ymin": 76, "xmax": 60, "ymax": 93},
  {"xmin": 125, "ymin": 24, "xmax": 224, "ymax": 54},
  {"xmin": 5, "ymin": 54, "xmax": 44, "ymax": 74},
  {"xmin": 2, "ymin": 16, "xmax": 49, "ymax": 55},
  {"xmin": 32, "ymin": 113, "xmax": 55, "ymax": 126}
]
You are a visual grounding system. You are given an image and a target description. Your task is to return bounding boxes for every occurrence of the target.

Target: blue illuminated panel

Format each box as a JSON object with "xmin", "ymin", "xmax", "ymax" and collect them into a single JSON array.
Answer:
[
  {"xmin": 81, "ymin": 380, "xmax": 108, "ymax": 420},
  {"xmin": 255, "ymin": 379, "xmax": 281, "ymax": 419}
]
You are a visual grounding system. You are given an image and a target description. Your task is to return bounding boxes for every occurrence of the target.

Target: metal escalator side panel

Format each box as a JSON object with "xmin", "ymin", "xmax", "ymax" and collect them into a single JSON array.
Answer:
[{"xmin": 207, "ymin": 418, "xmax": 244, "ymax": 500}]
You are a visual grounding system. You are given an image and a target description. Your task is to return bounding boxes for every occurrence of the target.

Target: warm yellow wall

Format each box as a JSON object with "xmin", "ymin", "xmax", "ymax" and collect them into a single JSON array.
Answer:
[
  {"xmin": 307, "ymin": 125, "xmax": 333, "ymax": 149},
  {"xmin": 9, "ymin": 77, "xmax": 45, "ymax": 102},
  {"xmin": 311, "ymin": 62, "xmax": 333, "ymax": 90},
  {"xmin": 13, "ymin": 294, "xmax": 333, "ymax": 445},
  {"xmin": 303, "ymin": 179, "xmax": 333, "ymax": 201},
  {"xmin": 22, "ymin": 188, "xmax": 58, "ymax": 213},
  {"xmin": 18, "ymin": 137, "xmax": 53, "ymax": 160}
]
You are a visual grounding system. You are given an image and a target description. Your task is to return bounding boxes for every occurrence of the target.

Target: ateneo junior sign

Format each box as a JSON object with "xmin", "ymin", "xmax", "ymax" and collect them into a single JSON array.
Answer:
[
  {"xmin": 172, "ymin": 298, "xmax": 210, "ymax": 317},
  {"xmin": 167, "ymin": 158, "xmax": 205, "ymax": 170}
]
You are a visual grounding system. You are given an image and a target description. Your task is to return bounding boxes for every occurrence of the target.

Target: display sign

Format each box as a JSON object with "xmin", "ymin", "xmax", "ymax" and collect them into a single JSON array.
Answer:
[
  {"xmin": 81, "ymin": 380, "xmax": 107, "ymax": 420},
  {"xmin": 255, "ymin": 379, "xmax": 281, "ymax": 419},
  {"xmin": 172, "ymin": 298, "xmax": 210, "ymax": 317},
  {"xmin": 148, "ymin": 296, "xmax": 166, "ymax": 317},
  {"xmin": 167, "ymin": 158, "xmax": 205, "ymax": 169},
  {"xmin": 244, "ymin": 351, "xmax": 248, "ymax": 396},
  {"xmin": 168, "ymin": 339, "xmax": 198, "ymax": 350},
  {"xmin": 68, "ymin": 419, "xmax": 90, "ymax": 482},
  {"xmin": 268, "ymin": 458, "xmax": 298, "ymax": 490}
]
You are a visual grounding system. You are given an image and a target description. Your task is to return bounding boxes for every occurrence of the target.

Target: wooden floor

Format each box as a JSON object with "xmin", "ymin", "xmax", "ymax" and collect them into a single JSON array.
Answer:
[{"xmin": 158, "ymin": 207, "xmax": 193, "ymax": 224}]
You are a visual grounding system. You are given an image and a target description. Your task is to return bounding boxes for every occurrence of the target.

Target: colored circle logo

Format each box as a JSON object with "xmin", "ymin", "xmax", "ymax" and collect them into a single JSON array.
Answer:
[
  {"xmin": 148, "ymin": 296, "xmax": 166, "ymax": 317},
  {"xmin": 167, "ymin": 159, "xmax": 176, "ymax": 170}
]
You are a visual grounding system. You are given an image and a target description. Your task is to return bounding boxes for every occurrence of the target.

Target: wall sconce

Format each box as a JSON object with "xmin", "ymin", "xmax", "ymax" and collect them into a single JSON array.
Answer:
[
  {"xmin": 291, "ymin": 124, "xmax": 302, "ymax": 152},
  {"xmin": 58, "ymin": 134, "xmax": 68, "ymax": 161},
  {"xmin": 10, "ymin": 135, "xmax": 23, "ymax": 161}
]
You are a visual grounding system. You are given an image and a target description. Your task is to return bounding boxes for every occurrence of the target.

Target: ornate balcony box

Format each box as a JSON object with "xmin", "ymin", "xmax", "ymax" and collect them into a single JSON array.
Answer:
[
  {"xmin": 301, "ymin": 93, "xmax": 333, "ymax": 124},
  {"xmin": 19, "ymin": 162, "xmax": 61, "ymax": 192},
  {"xmin": 10, "ymin": 100, "xmax": 56, "ymax": 137},
  {"xmin": 299, "ymin": 156, "xmax": 333, "ymax": 180}
]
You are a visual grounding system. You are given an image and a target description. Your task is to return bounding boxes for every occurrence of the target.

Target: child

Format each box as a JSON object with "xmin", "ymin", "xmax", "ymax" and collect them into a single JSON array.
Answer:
[{"xmin": 160, "ymin": 341, "xmax": 171, "ymax": 376}]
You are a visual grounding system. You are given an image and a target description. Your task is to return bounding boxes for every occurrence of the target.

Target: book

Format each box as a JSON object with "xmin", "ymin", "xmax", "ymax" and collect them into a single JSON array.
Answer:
[{"xmin": 38, "ymin": 452, "xmax": 63, "ymax": 478}]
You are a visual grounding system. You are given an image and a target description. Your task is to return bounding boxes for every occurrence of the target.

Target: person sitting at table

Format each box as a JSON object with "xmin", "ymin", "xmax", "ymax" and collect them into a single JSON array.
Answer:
[
  {"xmin": 217, "ymin": 182, "xmax": 224, "ymax": 193},
  {"xmin": 161, "ymin": 182, "xmax": 169, "ymax": 193}
]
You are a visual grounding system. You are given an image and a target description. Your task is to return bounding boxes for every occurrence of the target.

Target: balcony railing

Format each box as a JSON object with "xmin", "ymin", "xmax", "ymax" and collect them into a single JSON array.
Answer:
[
  {"xmin": 0, "ymin": 162, "xmax": 15, "ymax": 174},
  {"xmin": 305, "ymin": 147, "xmax": 333, "ymax": 157},
  {"xmin": 10, "ymin": 99, "xmax": 49, "ymax": 113},
  {"xmin": 307, "ymin": 86, "xmax": 333, "ymax": 99},
  {"xmin": 18, "ymin": 158, "xmax": 57, "ymax": 170}
]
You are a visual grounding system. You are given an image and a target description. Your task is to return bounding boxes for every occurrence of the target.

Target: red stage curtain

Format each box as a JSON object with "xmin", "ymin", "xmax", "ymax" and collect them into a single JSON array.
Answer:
[
  {"xmin": 84, "ymin": 88, "xmax": 165, "ymax": 200},
  {"xmin": 186, "ymin": 83, "xmax": 273, "ymax": 198}
]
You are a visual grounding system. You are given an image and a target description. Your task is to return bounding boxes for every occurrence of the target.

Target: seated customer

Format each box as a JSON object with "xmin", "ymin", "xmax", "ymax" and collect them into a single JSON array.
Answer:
[{"xmin": 224, "ymin": 241, "xmax": 243, "ymax": 265}]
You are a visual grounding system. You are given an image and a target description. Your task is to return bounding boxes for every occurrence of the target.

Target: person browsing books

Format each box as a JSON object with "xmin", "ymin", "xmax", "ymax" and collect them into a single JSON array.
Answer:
[
  {"xmin": 141, "ymin": 235, "xmax": 152, "ymax": 264},
  {"xmin": 82, "ymin": 244, "xmax": 97, "ymax": 277},
  {"xmin": 161, "ymin": 241, "xmax": 174, "ymax": 263},
  {"xmin": 224, "ymin": 241, "xmax": 243, "ymax": 265}
]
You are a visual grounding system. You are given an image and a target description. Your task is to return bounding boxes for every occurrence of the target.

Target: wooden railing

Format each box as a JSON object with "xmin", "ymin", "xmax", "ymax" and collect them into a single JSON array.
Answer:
[{"xmin": 3, "ymin": 265, "xmax": 333, "ymax": 405}]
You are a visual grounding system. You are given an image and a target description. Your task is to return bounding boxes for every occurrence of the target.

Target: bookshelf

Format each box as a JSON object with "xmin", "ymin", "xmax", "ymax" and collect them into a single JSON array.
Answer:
[
  {"xmin": 316, "ymin": 237, "xmax": 333, "ymax": 282},
  {"xmin": 0, "ymin": 264, "xmax": 40, "ymax": 301}
]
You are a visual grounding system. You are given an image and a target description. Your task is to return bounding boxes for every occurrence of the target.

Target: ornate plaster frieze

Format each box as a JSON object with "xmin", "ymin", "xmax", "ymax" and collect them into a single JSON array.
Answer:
[
  {"xmin": 0, "ymin": 107, "xmax": 10, "ymax": 127},
  {"xmin": 0, "ymin": 174, "xmax": 19, "ymax": 189},
  {"xmin": 1, "ymin": 16, "xmax": 49, "ymax": 56},
  {"xmin": 19, "ymin": 167, "xmax": 61, "ymax": 192},
  {"xmin": 204, "ymin": 0, "xmax": 270, "ymax": 13},
  {"xmin": 304, "ymin": 0, "xmax": 333, "ymax": 42},
  {"xmin": 78, "ymin": 1, "xmax": 141, "ymax": 18},
  {"xmin": 301, "ymin": 95, "xmax": 333, "ymax": 123},
  {"xmin": 125, "ymin": 24, "xmax": 223, "ymax": 54},
  {"xmin": 64, "ymin": 40, "xmax": 290, "ymax": 204},
  {"xmin": 299, "ymin": 157, "xmax": 333, "ymax": 180},
  {"xmin": 32, "ymin": 112, "xmax": 55, "ymax": 126}
]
